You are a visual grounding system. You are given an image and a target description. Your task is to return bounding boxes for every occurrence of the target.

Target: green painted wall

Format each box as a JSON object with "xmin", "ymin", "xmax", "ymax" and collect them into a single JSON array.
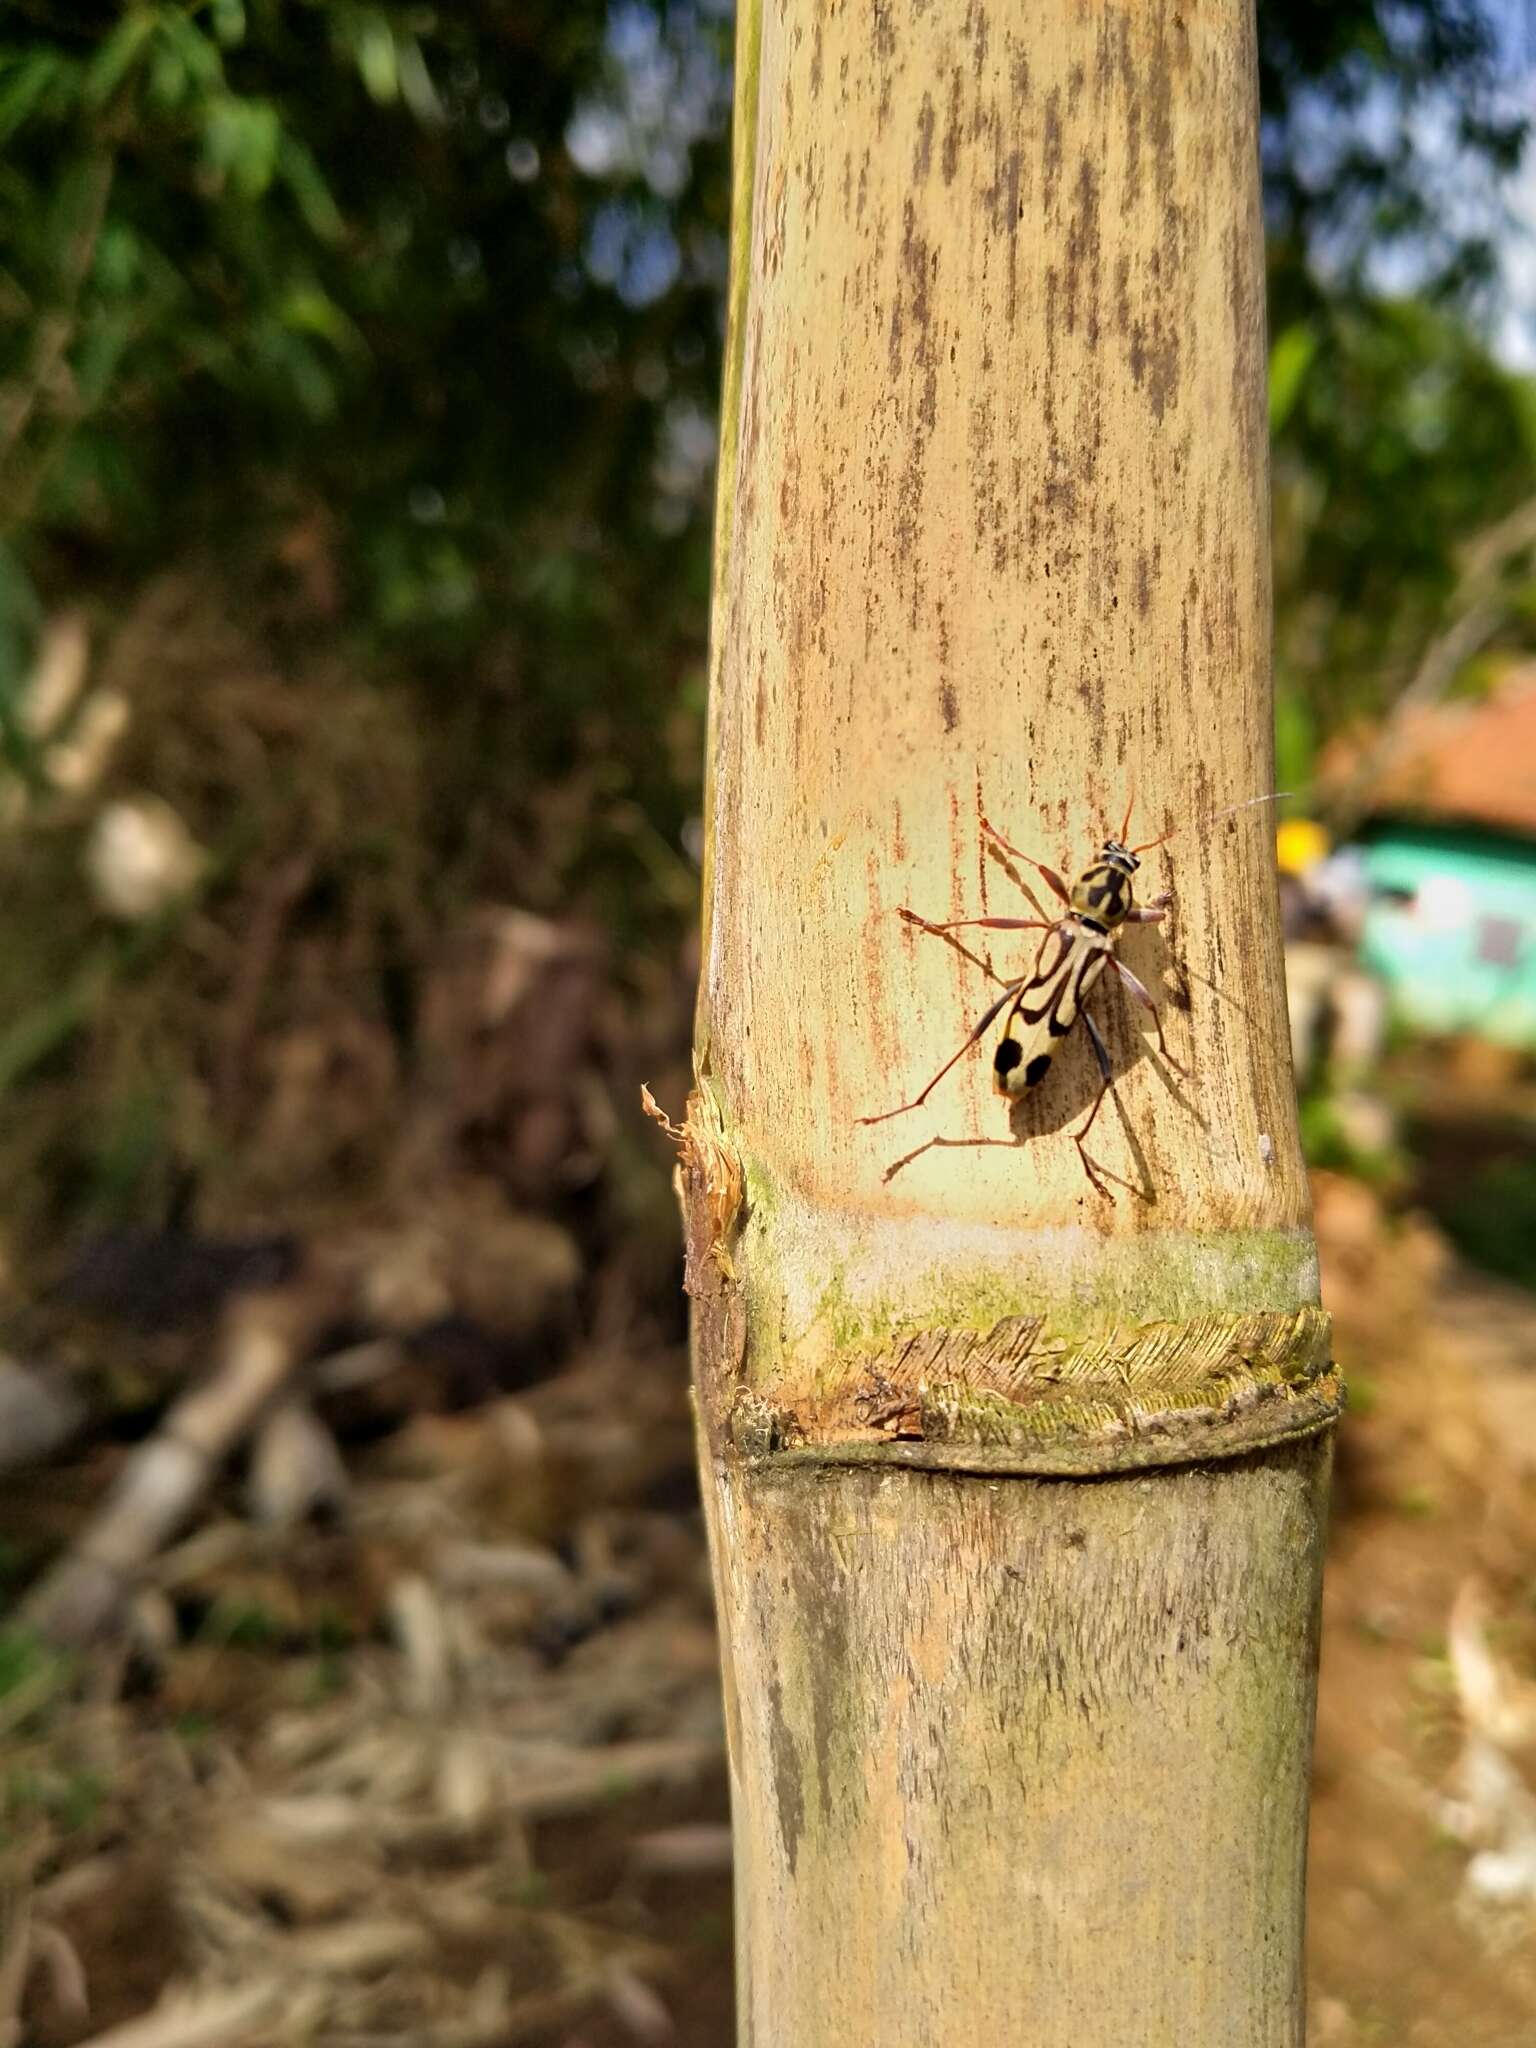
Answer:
[{"xmin": 1359, "ymin": 823, "xmax": 1536, "ymax": 1048}]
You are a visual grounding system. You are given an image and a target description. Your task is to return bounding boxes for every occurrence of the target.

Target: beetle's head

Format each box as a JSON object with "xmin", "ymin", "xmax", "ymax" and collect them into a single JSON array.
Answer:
[{"xmin": 1100, "ymin": 839, "xmax": 1140, "ymax": 875}]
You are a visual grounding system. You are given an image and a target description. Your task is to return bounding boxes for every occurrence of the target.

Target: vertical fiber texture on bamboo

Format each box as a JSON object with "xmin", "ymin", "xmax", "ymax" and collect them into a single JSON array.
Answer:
[
  {"xmin": 692, "ymin": 4, "xmax": 1331, "ymax": 2045},
  {"xmin": 709, "ymin": 1448, "xmax": 1330, "ymax": 2047},
  {"xmin": 706, "ymin": 0, "xmax": 1298, "ymax": 1266}
]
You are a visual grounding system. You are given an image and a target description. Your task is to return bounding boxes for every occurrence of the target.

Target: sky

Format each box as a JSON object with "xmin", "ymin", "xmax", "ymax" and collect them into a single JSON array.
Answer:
[
  {"xmin": 1302, "ymin": 1, "xmax": 1536, "ymax": 367},
  {"xmin": 1492, "ymin": 0, "xmax": 1536, "ymax": 68},
  {"xmin": 1493, "ymin": 0, "xmax": 1536, "ymax": 365},
  {"xmin": 1490, "ymin": 1, "xmax": 1536, "ymax": 365}
]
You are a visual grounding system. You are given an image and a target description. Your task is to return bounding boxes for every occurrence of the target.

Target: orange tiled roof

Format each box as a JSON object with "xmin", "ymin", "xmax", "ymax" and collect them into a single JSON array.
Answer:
[{"xmin": 1325, "ymin": 676, "xmax": 1536, "ymax": 839}]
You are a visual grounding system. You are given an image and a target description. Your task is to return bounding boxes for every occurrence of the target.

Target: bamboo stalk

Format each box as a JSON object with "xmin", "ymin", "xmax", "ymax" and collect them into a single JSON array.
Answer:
[{"xmin": 682, "ymin": 4, "xmax": 1337, "ymax": 2042}]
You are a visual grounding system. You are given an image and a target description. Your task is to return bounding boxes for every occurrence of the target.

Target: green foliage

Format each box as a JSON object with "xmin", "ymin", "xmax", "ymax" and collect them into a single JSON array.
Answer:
[
  {"xmin": 1297, "ymin": 1087, "xmax": 1407, "ymax": 1187},
  {"xmin": 1258, "ymin": 0, "xmax": 1526, "ymax": 298},
  {"xmin": 0, "ymin": 1, "xmax": 733, "ymax": 971},
  {"xmin": 1270, "ymin": 272, "xmax": 1536, "ymax": 771},
  {"xmin": 0, "ymin": 3, "xmax": 1529, "ymax": 797},
  {"xmin": 0, "ymin": 1625, "xmax": 60, "ymax": 1705},
  {"xmin": 200, "ymin": 1593, "xmax": 281, "ymax": 1648},
  {"xmin": 0, "ymin": 1626, "xmax": 71, "ymax": 1736},
  {"xmin": 1258, "ymin": 4, "xmax": 1536, "ymax": 779},
  {"xmin": 0, "ymin": 0, "xmax": 1532, "ymax": 1263},
  {"xmin": 1267, "ymin": 319, "xmax": 1319, "ymax": 435},
  {"xmin": 0, "ymin": 1, "xmax": 728, "ymax": 817},
  {"xmin": 3, "ymin": 1762, "xmax": 104, "ymax": 1835},
  {"xmin": 1426, "ymin": 1152, "xmax": 1536, "ymax": 1290}
]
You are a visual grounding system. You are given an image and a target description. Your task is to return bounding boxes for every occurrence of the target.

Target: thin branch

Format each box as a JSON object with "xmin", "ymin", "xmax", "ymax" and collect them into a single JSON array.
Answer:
[
  {"xmin": 1326, "ymin": 491, "xmax": 1536, "ymax": 836},
  {"xmin": 20, "ymin": 1286, "xmax": 332, "ymax": 1646},
  {"xmin": 0, "ymin": 144, "xmax": 117, "ymax": 516}
]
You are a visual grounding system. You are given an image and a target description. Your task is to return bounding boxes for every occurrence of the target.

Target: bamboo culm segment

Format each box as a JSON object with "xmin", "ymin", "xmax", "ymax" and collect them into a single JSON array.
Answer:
[{"xmin": 709, "ymin": 1442, "xmax": 1329, "ymax": 2048}]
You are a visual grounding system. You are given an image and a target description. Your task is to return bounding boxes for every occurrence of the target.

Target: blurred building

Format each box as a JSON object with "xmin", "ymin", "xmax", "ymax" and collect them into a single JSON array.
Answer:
[{"xmin": 1335, "ymin": 678, "xmax": 1536, "ymax": 1052}]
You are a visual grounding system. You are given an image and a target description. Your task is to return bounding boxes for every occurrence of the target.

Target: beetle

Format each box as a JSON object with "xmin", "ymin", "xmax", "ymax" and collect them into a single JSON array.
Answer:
[{"xmin": 858, "ymin": 795, "xmax": 1276, "ymax": 1199}]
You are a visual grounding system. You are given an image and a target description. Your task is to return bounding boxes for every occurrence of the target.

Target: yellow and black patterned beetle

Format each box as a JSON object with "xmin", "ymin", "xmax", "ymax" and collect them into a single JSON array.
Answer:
[{"xmin": 858, "ymin": 795, "xmax": 1278, "ymax": 1199}]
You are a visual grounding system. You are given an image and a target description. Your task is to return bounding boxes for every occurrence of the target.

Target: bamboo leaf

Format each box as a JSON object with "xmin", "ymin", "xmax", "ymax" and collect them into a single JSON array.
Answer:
[
  {"xmin": 0, "ymin": 51, "xmax": 67, "ymax": 143},
  {"xmin": 92, "ymin": 219, "xmax": 140, "ymax": 297},
  {"xmin": 349, "ymin": 10, "xmax": 399, "ymax": 104},
  {"xmin": 44, "ymin": 158, "xmax": 110, "ymax": 287},
  {"xmin": 202, "ymin": 94, "xmax": 281, "ymax": 199},
  {"xmin": 278, "ymin": 283, "xmax": 365, "ymax": 357},
  {"xmin": 147, "ymin": 10, "xmax": 223, "ymax": 108},
  {"xmin": 1268, "ymin": 321, "xmax": 1317, "ymax": 434},
  {"xmin": 209, "ymin": 0, "xmax": 247, "ymax": 48},
  {"xmin": 73, "ymin": 308, "xmax": 137, "ymax": 408},
  {"xmin": 83, "ymin": 9, "xmax": 158, "ymax": 108},
  {"xmin": 395, "ymin": 35, "xmax": 442, "ymax": 123},
  {"xmin": 157, "ymin": 10, "xmax": 224, "ymax": 90},
  {"xmin": 277, "ymin": 133, "xmax": 344, "ymax": 242}
]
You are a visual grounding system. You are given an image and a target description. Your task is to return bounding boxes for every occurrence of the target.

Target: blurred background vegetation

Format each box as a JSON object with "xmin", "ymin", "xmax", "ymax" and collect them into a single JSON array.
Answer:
[
  {"xmin": 4, "ymin": 6, "xmax": 1536, "ymax": 2042},
  {"xmin": 1, "ymin": 0, "xmax": 1535, "ymax": 1267}
]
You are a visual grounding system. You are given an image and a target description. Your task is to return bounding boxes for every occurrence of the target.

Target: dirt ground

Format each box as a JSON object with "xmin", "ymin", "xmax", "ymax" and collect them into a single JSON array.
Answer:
[
  {"xmin": 5, "ymin": 1173, "xmax": 1536, "ymax": 2046},
  {"xmin": 1306, "ymin": 1180, "xmax": 1536, "ymax": 2047}
]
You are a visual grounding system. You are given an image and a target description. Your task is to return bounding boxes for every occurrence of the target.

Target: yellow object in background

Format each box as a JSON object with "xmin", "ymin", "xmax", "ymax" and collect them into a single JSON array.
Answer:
[{"xmin": 1277, "ymin": 817, "xmax": 1331, "ymax": 875}]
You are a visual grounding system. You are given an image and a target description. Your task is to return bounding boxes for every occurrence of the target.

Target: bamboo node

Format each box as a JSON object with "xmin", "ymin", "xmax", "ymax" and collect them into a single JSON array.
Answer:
[
  {"xmin": 642, "ymin": 1057, "xmax": 745, "ymax": 1290},
  {"xmin": 726, "ymin": 1305, "xmax": 1341, "ymax": 1476}
]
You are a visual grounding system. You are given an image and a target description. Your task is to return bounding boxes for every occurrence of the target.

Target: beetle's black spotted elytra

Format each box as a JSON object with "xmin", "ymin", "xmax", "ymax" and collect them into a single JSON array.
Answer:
[{"xmin": 858, "ymin": 793, "xmax": 1283, "ymax": 1200}]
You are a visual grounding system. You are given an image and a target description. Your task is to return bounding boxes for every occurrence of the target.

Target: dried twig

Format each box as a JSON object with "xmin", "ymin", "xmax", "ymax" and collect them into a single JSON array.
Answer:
[
  {"xmin": 629, "ymin": 1824, "xmax": 733, "ymax": 1875},
  {"xmin": 23, "ymin": 1287, "xmax": 330, "ymax": 1644},
  {"xmin": 73, "ymin": 1979, "xmax": 288, "ymax": 2048},
  {"xmin": 246, "ymin": 1397, "xmax": 348, "ymax": 1528}
]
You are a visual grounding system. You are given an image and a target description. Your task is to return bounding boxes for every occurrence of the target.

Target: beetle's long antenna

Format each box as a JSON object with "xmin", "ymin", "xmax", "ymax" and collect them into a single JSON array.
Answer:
[
  {"xmin": 1119, "ymin": 787, "xmax": 1136, "ymax": 843},
  {"xmin": 1129, "ymin": 790, "xmax": 1289, "ymax": 856}
]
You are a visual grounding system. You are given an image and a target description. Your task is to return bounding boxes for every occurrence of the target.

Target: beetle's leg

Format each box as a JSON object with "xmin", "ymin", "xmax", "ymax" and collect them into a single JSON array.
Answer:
[
  {"xmin": 857, "ymin": 980, "xmax": 1023, "ymax": 1126},
  {"xmin": 1112, "ymin": 955, "xmax": 1189, "ymax": 1077},
  {"xmin": 899, "ymin": 909, "xmax": 1053, "ymax": 936},
  {"xmin": 1072, "ymin": 1011, "xmax": 1149, "ymax": 1204},
  {"xmin": 895, "ymin": 908, "xmax": 1054, "ymax": 988},
  {"xmin": 979, "ymin": 816, "xmax": 1072, "ymax": 906},
  {"xmin": 1071, "ymin": 1009, "xmax": 1120, "ymax": 1202},
  {"xmin": 1124, "ymin": 891, "xmax": 1172, "ymax": 925}
]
